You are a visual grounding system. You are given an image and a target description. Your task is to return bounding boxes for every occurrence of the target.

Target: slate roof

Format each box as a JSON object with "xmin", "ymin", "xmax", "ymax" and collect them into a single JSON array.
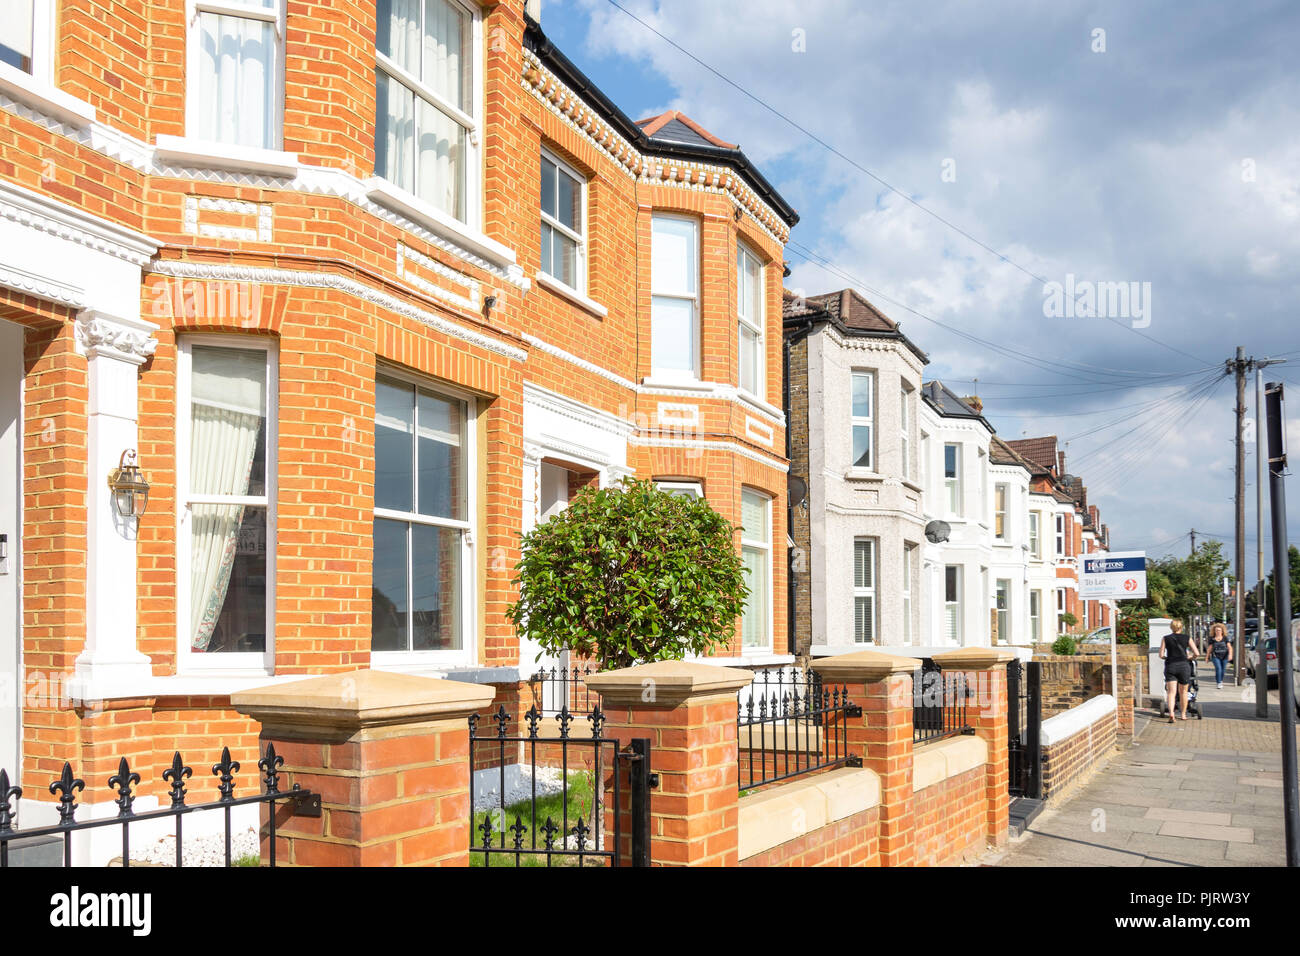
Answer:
[
  {"xmin": 783, "ymin": 288, "xmax": 928, "ymax": 363},
  {"xmin": 523, "ymin": 16, "xmax": 798, "ymax": 227},
  {"xmin": 921, "ymin": 380, "xmax": 991, "ymax": 428}
]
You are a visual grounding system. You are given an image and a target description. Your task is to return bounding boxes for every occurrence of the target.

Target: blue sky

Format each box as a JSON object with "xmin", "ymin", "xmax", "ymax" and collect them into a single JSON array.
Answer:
[{"xmin": 538, "ymin": 0, "xmax": 1300, "ymax": 572}]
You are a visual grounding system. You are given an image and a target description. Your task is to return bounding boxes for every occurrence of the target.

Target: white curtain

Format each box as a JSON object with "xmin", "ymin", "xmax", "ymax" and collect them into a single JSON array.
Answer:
[
  {"xmin": 0, "ymin": 0, "xmax": 33, "ymax": 68},
  {"xmin": 190, "ymin": 349, "xmax": 264, "ymax": 651},
  {"xmin": 742, "ymin": 546, "xmax": 767, "ymax": 648},
  {"xmin": 198, "ymin": 12, "xmax": 273, "ymax": 148}
]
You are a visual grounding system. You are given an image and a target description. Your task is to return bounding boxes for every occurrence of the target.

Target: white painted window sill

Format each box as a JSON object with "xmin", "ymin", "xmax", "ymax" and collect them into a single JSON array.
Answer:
[
  {"xmin": 68, "ymin": 672, "xmax": 292, "ymax": 702},
  {"xmin": 0, "ymin": 62, "xmax": 96, "ymax": 127},
  {"xmin": 694, "ymin": 653, "xmax": 796, "ymax": 668},
  {"xmin": 736, "ymin": 388, "xmax": 785, "ymax": 423},
  {"xmin": 640, "ymin": 376, "xmax": 712, "ymax": 392},
  {"xmin": 154, "ymin": 135, "xmax": 300, "ymax": 177},
  {"xmin": 536, "ymin": 272, "xmax": 608, "ymax": 318},
  {"xmin": 364, "ymin": 176, "xmax": 517, "ymax": 270},
  {"xmin": 843, "ymin": 467, "xmax": 882, "ymax": 481}
]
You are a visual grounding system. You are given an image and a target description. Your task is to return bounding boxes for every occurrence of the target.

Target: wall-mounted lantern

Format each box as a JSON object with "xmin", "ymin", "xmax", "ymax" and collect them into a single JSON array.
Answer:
[{"xmin": 108, "ymin": 449, "xmax": 150, "ymax": 519}]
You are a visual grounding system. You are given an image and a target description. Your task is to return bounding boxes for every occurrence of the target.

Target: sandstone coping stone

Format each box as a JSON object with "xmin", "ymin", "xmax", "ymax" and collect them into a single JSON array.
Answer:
[
  {"xmin": 810, "ymin": 649, "xmax": 917, "ymax": 683},
  {"xmin": 231, "ymin": 669, "xmax": 496, "ymax": 735},
  {"xmin": 584, "ymin": 659, "xmax": 753, "ymax": 706},
  {"xmin": 913, "ymin": 735, "xmax": 989, "ymax": 792},
  {"xmin": 932, "ymin": 647, "xmax": 1017, "ymax": 670},
  {"xmin": 737, "ymin": 767, "xmax": 880, "ymax": 860}
]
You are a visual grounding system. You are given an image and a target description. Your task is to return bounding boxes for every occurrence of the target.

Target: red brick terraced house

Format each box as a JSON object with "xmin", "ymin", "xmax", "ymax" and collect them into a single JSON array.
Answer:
[{"xmin": 0, "ymin": 0, "xmax": 797, "ymax": 855}]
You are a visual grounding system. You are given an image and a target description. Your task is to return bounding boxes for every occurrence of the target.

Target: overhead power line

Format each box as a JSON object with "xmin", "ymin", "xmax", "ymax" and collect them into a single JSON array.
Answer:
[{"xmin": 602, "ymin": 0, "xmax": 1213, "ymax": 366}]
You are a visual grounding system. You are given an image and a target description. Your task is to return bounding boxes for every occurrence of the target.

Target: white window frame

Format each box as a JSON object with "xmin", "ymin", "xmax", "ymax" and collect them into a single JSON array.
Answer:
[
  {"xmin": 185, "ymin": 0, "xmax": 286, "ymax": 151},
  {"xmin": 1055, "ymin": 513, "xmax": 1066, "ymax": 558},
  {"xmin": 1030, "ymin": 589, "xmax": 1041, "ymax": 642},
  {"xmin": 1029, "ymin": 510, "xmax": 1042, "ymax": 559},
  {"xmin": 900, "ymin": 386, "xmax": 911, "ymax": 481},
  {"xmin": 902, "ymin": 544, "xmax": 914, "ymax": 644},
  {"xmin": 996, "ymin": 578, "xmax": 1011, "ymax": 643},
  {"xmin": 650, "ymin": 213, "xmax": 701, "ymax": 382},
  {"xmin": 1056, "ymin": 588, "xmax": 1066, "ymax": 634},
  {"xmin": 373, "ymin": 0, "xmax": 483, "ymax": 229},
  {"xmin": 851, "ymin": 370, "xmax": 874, "ymax": 470},
  {"xmin": 995, "ymin": 483, "xmax": 1009, "ymax": 540},
  {"xmin": 176, "ymin": 335, "xmax": 278, "ymax": 675},
  {"xmin": 539, "ymin": 147, "xmax": 587, "ymax": 295},
  {"xmin": 944, "ymin": 564, "xmax": 962, "ymax": 644},
  {"xmin": 944, "ymin": 443, "xmax": 961, "ymax": 517},
  {"xmin": 736, "ymin": 240, "xmax": 765, "ymax": 400},
  {"xmin": 371, "ymin": 366, "xmax": 478, "ymax": 669},
  {"xmin": 852, "ymin": 538, "xmax": 876, "ymax": 644},
  {"xmin": 1, "ymin": 0, "xmax": 53, "ymax": 80},
  {"xmin": 740, "ymin": 489, "xmax": 772, "ymax": 653},
  {"xmin": 920, "ymin": 431, "xmax": 929, "ymax": 492},
  {"xmin": 656, "ymin": 480, "xmax": 702, "ymax": 499}
]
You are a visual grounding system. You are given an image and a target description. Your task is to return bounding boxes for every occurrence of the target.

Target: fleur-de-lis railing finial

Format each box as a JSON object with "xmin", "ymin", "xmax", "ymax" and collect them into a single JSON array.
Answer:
[
  {"xmin": 540, "ymin": 816, "xmax": 560, "ymax": 851},
  {"xmin": 493, "ymin": 703, "xmax": 510, "ymax": 738},
  {"xmin": 468, "ymin": 712, "xmax": 480, "ymax": 739},
  {"xmin": 478, "ymin": 813, "xmax": 496, "ymax": 849},
  {"xmin": 587, "ymin": 705, "xmax": 605, "ymax": 739},
  {"xmin": 212, "ymin": 747, "xmax": 240, "ymax": 802},
  {"xmin": 571, "ymin": 817, "xmax": 590, "ymax": 852},
  {"xmin": 524, "ymin": 705, "xmax": 541, "ymax": 739},
  {"xmin": 556, "ymin": 706, "xmax": 573, "ymax": 739},
  {"xmin": 108, "ymin": 757, "xmax": 140, "ymax": 817},
  {"xmin": 258, "ymin": 744, "xmax": 284, "ymax": 794},
  {"xmin": 509, "ymin": 815, "xmax": 528, "ymax": 850},
  {"xmin": 49, "ymin": 763, "xmax": 85, "ymax": 826},
  {"xmin": 162, "ymin": 751, "xmax": 192, "ymax": 807},
  {"xmin": 0, "ymin": 769, "xmax": 21, "ymax": 833}
]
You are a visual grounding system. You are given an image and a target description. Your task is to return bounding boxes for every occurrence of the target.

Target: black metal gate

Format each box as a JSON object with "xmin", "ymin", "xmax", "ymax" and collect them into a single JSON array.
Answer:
[
  {"xmin": 469, "ymin": 705, "xmax": 651, "ymax": 867},
  {"xmin": 1007, "ymin": 659, "xmax": 1042, "ymax": 799}
]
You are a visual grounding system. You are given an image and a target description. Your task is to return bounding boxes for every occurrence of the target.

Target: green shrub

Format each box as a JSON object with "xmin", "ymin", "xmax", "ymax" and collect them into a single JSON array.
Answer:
[
  {"xmin": 507, "ymin": 479, "xmax": 750, "ymax": 669},
  {"xmin": 1052, "ymin": 635, "xmax": 1078, "ymax": 656}
]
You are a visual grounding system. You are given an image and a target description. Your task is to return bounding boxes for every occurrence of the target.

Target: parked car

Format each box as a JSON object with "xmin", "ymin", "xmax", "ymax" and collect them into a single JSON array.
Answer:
[
  {"xmin": 1080, "ymin": 626, "xmax": 1113, "ymax": 644},
  {"xmin": 1246, "ymin": 632, "xmax": 1278, "ymax": 687}
]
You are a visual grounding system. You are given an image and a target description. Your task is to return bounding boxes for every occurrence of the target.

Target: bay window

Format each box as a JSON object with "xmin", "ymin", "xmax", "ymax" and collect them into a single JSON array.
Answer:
[
  {"xmin": 995, "ymin": 483, "xmax": 1009, "ymax": 539},
  {"xmin": 900, "ymin": 387, "xmax": 911, "ymax": 480},
  {"xmin": 189, "ymin": 0, "xmax": 283, "ymax": 149},
  {"xmin": 902, "ymin": 544, "xmax": 914, "ymax": 644},
  {"xmin": 740, "ymin": 490, "xmax": 771, "ymax": 650},
  {"xmin": 178, "ymin": 338, "xmax": 276, "ymax": 670},
  {"xmin": 1030, "ymin": 589, "xmax": 1042, "ymax": 642},
  {"xmin": 851, "ymin": 371, "xmax": 873, "ymax": 469},
  {"xmin": 372, "ymin": 374, "xmax": 473, "ymax": 660},
  {"xmin": 1029, "ymin": 511, "xmax": 1041, "ymax": 559},
  {"xmin": 737, "ymin": 241, "xmax": 764, "ymax": 396},
  {"xmin": 375, "ymin": 0, "xmax": 479, "ymax": 223},
  {"xmin": 853, "ymin": 538, "xmax": 876, "ymax": 643},
  {"xmin": 540, "ymin": 150, "xmax": 586, "ymax": 292},
  {"xmin": 650, "ymin": 214, "xmax": 699, "ymax": 379},
  {"xmin": 996, "ymin": 578, "xmax": 1011, "ymax": 643},
  {"xmin": 1055, "ymin": 513, "xmax": 1066, "ymax": 557}
]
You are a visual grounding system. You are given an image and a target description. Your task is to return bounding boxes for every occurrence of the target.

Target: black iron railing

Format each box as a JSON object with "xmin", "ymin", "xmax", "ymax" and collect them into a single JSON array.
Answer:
[
  {"xmin": 527, "ymin": 663, "xmax": 596, "ymax": 717},
  {"xmin": 1008, "ymin": 658, "xmax": 1043, "ymax": 798},
  {"xmin": 737, "ymin": 667, "xmax": 860, "ymax": 791},
  {"xmin": 469, "ymin": 704, "xmax": 650, "ymax": 867},
  {"xmin": 0, "ymin": 747, "xmax": 319, "ymax": 868},
  {"xmin": 912, "ymin": 659, "xmax": 974, "ymax": 745}
]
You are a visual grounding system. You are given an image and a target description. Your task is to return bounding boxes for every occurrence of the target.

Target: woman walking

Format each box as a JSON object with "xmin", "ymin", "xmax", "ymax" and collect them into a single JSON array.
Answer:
[
  {"xmin": 1160, "ymin": 619, "xmax": 1200, "ymax": 723},
  {"xmin": 1206, "ymin": 622, "xmax": 1233, "ymax": 689}
]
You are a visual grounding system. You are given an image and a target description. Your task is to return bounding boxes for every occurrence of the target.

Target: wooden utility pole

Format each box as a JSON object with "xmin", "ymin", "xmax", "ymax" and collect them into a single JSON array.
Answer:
[{"xmin": 1231, "ymin": 347, "xmax": 1248, "ymax": 684}]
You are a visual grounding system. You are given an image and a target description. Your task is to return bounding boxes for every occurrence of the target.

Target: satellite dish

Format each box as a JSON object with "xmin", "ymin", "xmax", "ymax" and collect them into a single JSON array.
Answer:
[
  {"xmin": 787, "ymin": 474, "xmax": 808, "ymax": 509},
  {"xmin": 924, "ymin": 520, "xmax": 951, "ymax": 544}
]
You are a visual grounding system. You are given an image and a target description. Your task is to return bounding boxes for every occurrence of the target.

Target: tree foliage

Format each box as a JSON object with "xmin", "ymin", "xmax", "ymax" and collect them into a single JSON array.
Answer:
[{"xmin": 506, "ymin": 479, "xmax": 751, "ymax": 669}]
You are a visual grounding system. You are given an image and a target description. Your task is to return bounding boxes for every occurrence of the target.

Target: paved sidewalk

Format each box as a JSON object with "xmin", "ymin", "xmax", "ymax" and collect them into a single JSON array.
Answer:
[{"xmin": 986, "ymin": 675, "xmax": 1298, "ymax": 867}]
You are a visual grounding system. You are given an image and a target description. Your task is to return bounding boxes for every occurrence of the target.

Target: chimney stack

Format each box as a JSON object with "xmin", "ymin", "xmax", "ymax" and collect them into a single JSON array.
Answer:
[{"xmin": 962, "ymin": 395, "xmax": 983, "ymax": 413}]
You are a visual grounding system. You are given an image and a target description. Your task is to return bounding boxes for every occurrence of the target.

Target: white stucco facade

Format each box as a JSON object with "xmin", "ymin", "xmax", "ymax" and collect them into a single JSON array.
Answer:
[{"xmin": 802, "ymin": 322, "xmax": 927, "ymax": 654}]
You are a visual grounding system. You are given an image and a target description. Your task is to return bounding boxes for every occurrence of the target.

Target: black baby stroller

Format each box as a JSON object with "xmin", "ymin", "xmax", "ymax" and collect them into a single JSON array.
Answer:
[{"xmin": 1161, "ymin": 660, "xmax": 1203, "ymax": 719}]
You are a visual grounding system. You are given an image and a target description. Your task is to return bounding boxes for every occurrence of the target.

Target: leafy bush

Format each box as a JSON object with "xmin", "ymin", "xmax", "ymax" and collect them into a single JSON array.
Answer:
[
  {"xmin": 1052, "ymin": 635, "xmax": 1078, "ymax": 656},
  {"xmin": 507, "ymin": 479, "xmax": 750, "ymax": 669},
  {"xmin": 1060, "ymin": 612, "xmax": 1078, "ymax": 630},
  {"xmin": 1117, "ymin": 610, "xmax": 1151, "ymax": 645}
]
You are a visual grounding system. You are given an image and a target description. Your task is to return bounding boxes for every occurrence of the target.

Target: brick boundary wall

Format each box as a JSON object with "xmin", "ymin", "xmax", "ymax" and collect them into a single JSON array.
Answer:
[
  {"xmin": 913, "ymin": 764, "xmax": 988, "ymax": 866},
  {"xmin": 739, "ymin": 806, "xmax": 880, "ymax": 867},
  {"xmin": 1034, "ymin": 652, "xmax": 1139, "ymax": 737},
  {"xmin": 1039, "ymin": 697, "xmax": 1118, "ymax": 801}
]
